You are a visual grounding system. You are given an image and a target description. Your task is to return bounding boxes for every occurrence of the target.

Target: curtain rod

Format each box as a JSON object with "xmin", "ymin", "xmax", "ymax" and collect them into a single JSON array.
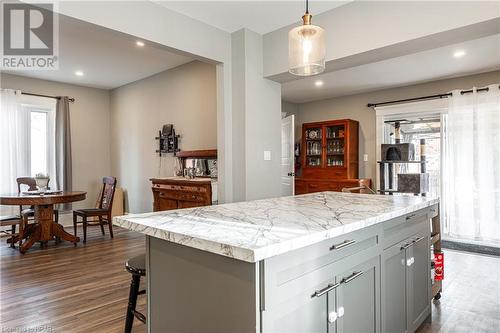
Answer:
[
  {"xmin": 21, "ymin": 91, "xmax": 75, "ymax": 103},
  {"xmin": 367, "ymin": 85, "xmax": 499, "ymax": 108}
]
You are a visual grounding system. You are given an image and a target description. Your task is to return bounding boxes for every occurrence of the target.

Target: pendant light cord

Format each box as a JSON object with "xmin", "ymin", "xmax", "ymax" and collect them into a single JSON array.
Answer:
[{"xmin": 305, "ymin": 0, "xmax": 309, "ymax": 14}]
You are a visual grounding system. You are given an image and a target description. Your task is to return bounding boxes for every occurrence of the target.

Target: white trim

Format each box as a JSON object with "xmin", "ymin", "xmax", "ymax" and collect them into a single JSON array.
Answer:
[
  {"xmin": 374, "ymin": 98, "xmax": 449, "ymax": 118},
  {"xmin": 373, "ymin": 98, "xmax": 449, "ymax": 190}
]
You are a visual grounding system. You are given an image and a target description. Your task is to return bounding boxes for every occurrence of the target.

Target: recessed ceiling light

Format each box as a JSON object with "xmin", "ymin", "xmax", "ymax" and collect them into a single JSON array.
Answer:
[
  {"xmin": 453, "ymin": 50, "xmax": 466, "ymax": 58},
  {"xmin": 136, "ymin": 40, "xmax": 145, "ymax": 47},
  {"xmin": 315, "ymin": 80, "xmax": 324, "ymax": 87},
  {"xmin": 75, "ymin": 70, "xmax": 84, "ymax": 77}
]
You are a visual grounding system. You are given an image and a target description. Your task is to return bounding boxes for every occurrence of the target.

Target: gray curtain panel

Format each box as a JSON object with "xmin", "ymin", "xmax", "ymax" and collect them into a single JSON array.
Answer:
[{"xmin": 56, "ymin": 96, "xmax": 72, "ymax": 210}]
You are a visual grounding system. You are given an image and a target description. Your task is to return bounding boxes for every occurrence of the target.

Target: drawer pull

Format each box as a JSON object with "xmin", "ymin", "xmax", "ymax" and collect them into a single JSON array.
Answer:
[
  {"xmin": 330, "ymin": 239, "xmax": 356, "ymax": 251},
  {"xmin": 341, "ymin": 271, "xmax": 364, "ymax": 284},
  {"xmin": 405, "ymin": 213, "xmax": 417, "ymax": 221},
  {"xmin": 312, "ymin": 282, "xmax": 340, "ymax": 298},
  {"xmin": 400, "ymin": 242, "xmax": 412, "ymax": 250},
  {"xmin": 412, "ymin": 236, "xmax": 425, "ymax": 244}
]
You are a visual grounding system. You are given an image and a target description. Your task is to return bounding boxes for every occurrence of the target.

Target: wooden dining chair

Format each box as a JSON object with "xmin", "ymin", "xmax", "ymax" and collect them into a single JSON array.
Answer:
[
  {"xmin": 0, "ymin": 215, "xmax": 22, "ymax": 248},
  {"xmin": 15, "ymin": 177, "xmax": 59, "ymax": 247},
  {"xmin": 73, "ymin": 177, "xmax": 117, "ymax": 243}
]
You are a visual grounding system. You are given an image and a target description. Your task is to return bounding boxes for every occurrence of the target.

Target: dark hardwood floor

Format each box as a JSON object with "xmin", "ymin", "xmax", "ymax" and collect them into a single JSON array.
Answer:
[
  {"xmin": 416, "ymin": 250, "xmax": 500, "ymax": 333},
  {"xmin": 0, "ymin": 226, "xmax": 146, "ymax": 333},
  {"xmin": 1, "ymin": 227, "xmax": 499, "ymax": 333}
]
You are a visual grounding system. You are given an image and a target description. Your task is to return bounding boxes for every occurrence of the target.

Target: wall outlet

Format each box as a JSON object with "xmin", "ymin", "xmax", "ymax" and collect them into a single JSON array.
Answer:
[
  {"xmin": 264, "ymin": 151, "xmax": 272, "ymax": 161},
  {"xmin": 363, "ymin": 154, "xmax": 369, "ymax": 162}
]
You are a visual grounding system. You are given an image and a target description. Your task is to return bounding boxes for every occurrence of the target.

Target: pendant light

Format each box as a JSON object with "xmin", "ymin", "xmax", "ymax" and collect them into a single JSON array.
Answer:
[{"xmin": 288, "ymin": 0, "xmax": 326, "ymax": 76}]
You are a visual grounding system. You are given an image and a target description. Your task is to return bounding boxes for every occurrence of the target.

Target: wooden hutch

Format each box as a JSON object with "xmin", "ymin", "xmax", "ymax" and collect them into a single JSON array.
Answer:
[
  {"xmin": 295, "ymin": 119, "xmax": 371, "ymax": 194},
  {"xmin": 151, "ymin": 149, "xmax": 217, "ymax": 211}
]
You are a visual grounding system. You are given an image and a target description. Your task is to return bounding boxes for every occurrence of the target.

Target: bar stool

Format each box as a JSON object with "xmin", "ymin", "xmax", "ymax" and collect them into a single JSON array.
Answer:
[{"xmin": 125, "ymin": 254, "xmax": 146, "ymax": 333}]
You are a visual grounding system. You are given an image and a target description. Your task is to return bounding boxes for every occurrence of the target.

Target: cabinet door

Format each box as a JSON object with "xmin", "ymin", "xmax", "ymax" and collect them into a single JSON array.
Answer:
[
  {"xmin": 263, "ymin": 288, "xmax": 329, "ymax": 333},
  {"xmin": 325, "ymin": 123, "xmax": 346, "ymax": 168},
  {"xmin": 406, "ymin": 233, "xmax": 430, "ymax": 332},
  {"xmin": 381, "ymin": 242, "xmax": 407, "ymax": 333},
  {"xmin": 334, "ymin": 256, "xmax": 379, "ymax": 333}
]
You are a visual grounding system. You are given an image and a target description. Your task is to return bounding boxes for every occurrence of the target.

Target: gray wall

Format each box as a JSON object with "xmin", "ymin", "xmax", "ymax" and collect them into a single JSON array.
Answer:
[
  {"xmin": 231, "ymin": 29, "xmax": 282, "ymax": 202},
  {"xmin": 292, "ymin": 70, "xmax": 500, "ymax": 181},
  {"xmin": 1, "ymin": 73, "xmax": 111, "ymax": 209},
  {"xmin": 110, "ymin": 61, "xmax": 217, "ymax": 213}
]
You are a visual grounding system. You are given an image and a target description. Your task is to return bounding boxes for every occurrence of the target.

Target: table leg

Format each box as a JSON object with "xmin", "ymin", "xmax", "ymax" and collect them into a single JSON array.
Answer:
[
  {"xmin": 52, "ymin": 223, "xmax": 80, "ymax": 244},
  {"xmin": 20, "ymin": 204, "xmax": 80, "ymax": 253},
  {"xmin": 20, "ymin": 227, "xmax": 41, "ymax": 254}
]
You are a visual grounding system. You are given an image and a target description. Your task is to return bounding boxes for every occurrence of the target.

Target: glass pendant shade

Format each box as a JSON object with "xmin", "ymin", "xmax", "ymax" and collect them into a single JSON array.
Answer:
[{"xmin": 288, "ymin": 21, "xmax": 325, "ymax": 76}]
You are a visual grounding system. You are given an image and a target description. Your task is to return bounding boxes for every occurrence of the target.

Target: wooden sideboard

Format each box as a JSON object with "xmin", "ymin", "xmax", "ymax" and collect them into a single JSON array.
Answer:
[
  {"xmin": 151, "ymin": 178, "xmax": 212, "ymax": 211},
  {"xmin": 295, "ymin": 178, "xmax": 372, "ymax": 195}
]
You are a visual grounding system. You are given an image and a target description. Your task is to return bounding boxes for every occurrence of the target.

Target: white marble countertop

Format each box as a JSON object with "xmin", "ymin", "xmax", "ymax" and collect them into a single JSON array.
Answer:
[{"xmin": 114, "ymin": 192, "xmax": 438, "ymax": 263}]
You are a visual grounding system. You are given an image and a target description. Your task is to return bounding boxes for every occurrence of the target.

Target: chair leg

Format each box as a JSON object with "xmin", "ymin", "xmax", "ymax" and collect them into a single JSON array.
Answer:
[
  {"xmin": 73, "ymin": 213, "xmax": 78, "ymax": 238},
  {"xmin": 19, "ymin": 215, "xmax": 27, "ymax": 247},
  {"xmin": 10, "ymin": 224, "xmax": 16, "ymax": 248},
  {"xmin": 83, "ymin": 217, "xmax": 87, "ymax": 243},
  {"xmin": 99, "ymin": 216, "xmax": 105, "ymax": 235},
  {"xmin": 125, "ymin": 274, "xmax": 141, "ymax": 333},
  {"xmin": 54, "ymin": 210, "xmax": 61, "ymax": 243},
  {"xmin": 107, "ymin": 213, "xmax": 114, "ymax": 239}
]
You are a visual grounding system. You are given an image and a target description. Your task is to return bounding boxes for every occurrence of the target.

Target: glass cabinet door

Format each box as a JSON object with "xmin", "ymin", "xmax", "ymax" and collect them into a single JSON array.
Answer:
[
  {"xmin": 326, "ymin": 124, "xmax": 345, "ymax": 167},
  {"xmin": 305, "ymin": 127, "xmax": 323, "ymax": 167}
]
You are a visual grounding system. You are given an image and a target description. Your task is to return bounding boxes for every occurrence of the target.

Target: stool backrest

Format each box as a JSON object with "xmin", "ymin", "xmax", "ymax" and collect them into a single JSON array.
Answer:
[{"xmin": 99, "ymin": 176, "xmax": 117, "ymax": 212}]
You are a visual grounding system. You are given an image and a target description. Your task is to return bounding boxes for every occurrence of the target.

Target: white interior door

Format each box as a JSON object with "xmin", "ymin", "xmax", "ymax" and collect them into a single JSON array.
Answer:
[{"xmin": 281, "ymin": 115, "xmax": 295, "ymax": 196}]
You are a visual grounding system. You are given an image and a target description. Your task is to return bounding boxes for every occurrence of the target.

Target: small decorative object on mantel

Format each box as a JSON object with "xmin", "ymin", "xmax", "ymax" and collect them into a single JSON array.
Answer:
[{"xmin": 155, "ymin": 124, "xmax": 180, "ymax": 156}]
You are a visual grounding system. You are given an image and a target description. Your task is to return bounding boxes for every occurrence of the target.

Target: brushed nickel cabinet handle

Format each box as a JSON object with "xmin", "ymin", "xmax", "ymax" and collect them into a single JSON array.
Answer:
[
  {"xmin": 400, "ymin": 242, "xmax": 412, "ymax": 250},
  {"xmin": 312, "ymin": 282, "xmax": 340, "ymax": 298},
  {"xmin": 341, "ymin": 271, "xmax": 364, "ymax": 284},
  {"xmin": 406, "ymin": 213, "xmax": 416, "ymax": 220},
  {"xmin": 330, "ymin": 239, "xmax": 356, "ymax": 251},
  {"xmin": 413, "ymin": 236, "xmax": 425, "ymax": 243}
]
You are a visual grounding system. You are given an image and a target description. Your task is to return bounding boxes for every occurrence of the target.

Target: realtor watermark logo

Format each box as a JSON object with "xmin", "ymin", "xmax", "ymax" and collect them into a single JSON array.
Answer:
[{"xmin": 1, "ymin": 1, "xmax": 59, "ymax": 70}]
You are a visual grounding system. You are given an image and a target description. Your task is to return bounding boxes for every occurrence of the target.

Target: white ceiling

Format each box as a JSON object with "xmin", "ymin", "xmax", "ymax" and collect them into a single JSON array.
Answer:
[
  {"xmin": 282, "ymin": 34, "xmax": 500, "ymax": 103},
  {"xmin": 154, "ymin": 1, "xmax": 349, "ymax": 34},
  {"xmin": 2, "ymin": 15, "xmax": 194, "ymax": 90}
]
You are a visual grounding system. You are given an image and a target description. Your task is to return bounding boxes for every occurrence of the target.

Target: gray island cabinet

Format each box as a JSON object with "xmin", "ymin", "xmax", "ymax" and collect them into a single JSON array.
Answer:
[{"xmin": 114, "ymin": 192, "xmax": 438, "ymax": 333}]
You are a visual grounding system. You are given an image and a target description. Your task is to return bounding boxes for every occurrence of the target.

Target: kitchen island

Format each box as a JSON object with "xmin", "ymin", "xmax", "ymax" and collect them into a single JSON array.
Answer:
[{"xmin": 114, "ymin": 191, "xmax": 438, "ymax": 333}]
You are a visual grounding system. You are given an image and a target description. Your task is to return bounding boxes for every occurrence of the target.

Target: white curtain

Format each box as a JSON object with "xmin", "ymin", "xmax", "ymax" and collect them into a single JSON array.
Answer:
[
  {"xmin": 0, "ymin": 89, "xmax": 30, "ymax": 195},
  {"xmin": 444, "ymin": 84, "xmax": 500, "ymax": 244}
]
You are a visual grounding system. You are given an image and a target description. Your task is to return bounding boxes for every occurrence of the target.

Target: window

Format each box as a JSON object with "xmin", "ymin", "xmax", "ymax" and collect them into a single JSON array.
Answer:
[
  {"xmin": 21, "ymin": 101, "xmax": 56, "ymax": 184},
  {"xmin": 30, "ymin": 110, "xmax": 49, "ymax": 175}
]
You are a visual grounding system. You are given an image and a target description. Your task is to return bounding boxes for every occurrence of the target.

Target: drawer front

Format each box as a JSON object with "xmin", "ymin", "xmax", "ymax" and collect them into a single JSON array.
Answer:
[
  {"xmin": 153, "ymin": 183, "xmax": 208, "ymax": 193},
  {"xmin": 299, "ymin": 180, "xmax": 362, "ymax": 194},
  {"xmin": 306, "ymin": 182, "xmax": 331, "ymax": 193},
  {"xmin": 155, "ymin": 189, "xmax": 207, "ymax": 202},
  {"xmin": 382, "ymin": 208, "xmax": 431, "ymax": 249},
  {"xmin": 156, "ymin": 198, "xmax": 178, "ymax": 211},
  {"xmin": 263, "ymin": 224, "xmax": 381, "ymax": 309},
  {"xmin": 330, "ymin": 168, "xmax": 347, "ymax": 179},
  {"xmin": 178, "ymin": 200, "xmax": 206, "ymax": 209}
]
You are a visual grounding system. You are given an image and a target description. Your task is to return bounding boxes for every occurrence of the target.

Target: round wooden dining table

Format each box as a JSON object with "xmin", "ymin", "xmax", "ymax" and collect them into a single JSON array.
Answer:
[{"xmin": 0, "ymin": 191, "xmax": 86, "ymax": 253}]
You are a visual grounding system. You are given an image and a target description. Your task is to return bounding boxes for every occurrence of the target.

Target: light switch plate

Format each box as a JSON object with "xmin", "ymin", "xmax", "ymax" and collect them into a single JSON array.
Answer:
[
  {"xmin": 264, "ymin": 151, "xmax": 272, "ymax": 161},
  {"xmin": 363, "ymin": 154, "xmax": 369, "ymax": 162}
]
